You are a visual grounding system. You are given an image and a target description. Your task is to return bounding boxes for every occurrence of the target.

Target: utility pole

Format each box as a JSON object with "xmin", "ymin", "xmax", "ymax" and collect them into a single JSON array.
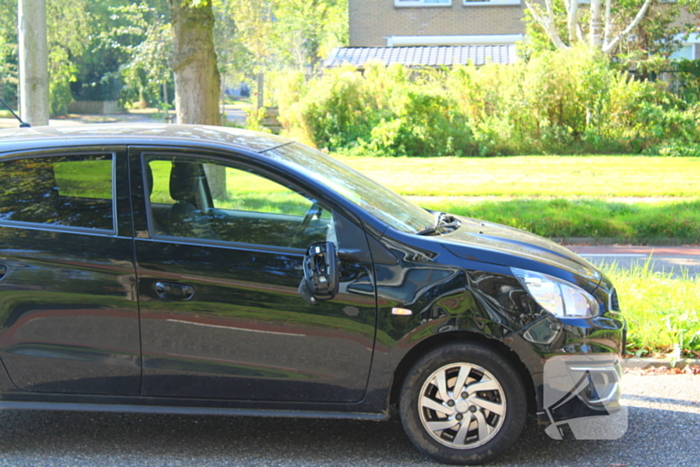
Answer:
[{"xmin": 18, "ymin": 0, "xmax": 49, "ymax": 126}]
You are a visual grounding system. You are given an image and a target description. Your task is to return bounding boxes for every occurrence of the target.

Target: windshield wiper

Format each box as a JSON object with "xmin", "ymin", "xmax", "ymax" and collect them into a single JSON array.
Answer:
[{"xmin": 416, "ymin": 212, "xmax": 461, "ymax": 236}]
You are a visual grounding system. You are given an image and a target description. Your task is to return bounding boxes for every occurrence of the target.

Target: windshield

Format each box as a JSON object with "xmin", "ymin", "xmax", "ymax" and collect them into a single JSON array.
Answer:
[{"xmin": 264, "ymin": 143, "xmax": 436, "ymax": 233}]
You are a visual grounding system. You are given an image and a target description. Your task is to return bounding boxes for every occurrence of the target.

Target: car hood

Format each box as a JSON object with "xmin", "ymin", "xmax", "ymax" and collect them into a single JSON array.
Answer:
[{"xmin": 440, "ymin": 216, "xmax": 602, "ymax": 287}]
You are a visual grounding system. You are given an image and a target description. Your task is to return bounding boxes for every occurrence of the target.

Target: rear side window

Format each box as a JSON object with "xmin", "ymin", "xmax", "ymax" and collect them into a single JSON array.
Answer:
[{"xmin": 0, "ymin": 154, "xmax": 114, "ymax": 231}]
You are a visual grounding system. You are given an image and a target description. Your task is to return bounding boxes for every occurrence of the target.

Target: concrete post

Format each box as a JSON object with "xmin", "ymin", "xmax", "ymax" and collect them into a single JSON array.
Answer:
[{"xmin": 18, "ymin": 0, "xmax": 49, "ymax": 126}]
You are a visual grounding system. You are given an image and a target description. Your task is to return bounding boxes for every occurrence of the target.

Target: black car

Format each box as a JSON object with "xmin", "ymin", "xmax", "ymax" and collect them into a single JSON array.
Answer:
[{"xmin": 0, "ymin": 124, "xmax": 625, "ymax": 465}]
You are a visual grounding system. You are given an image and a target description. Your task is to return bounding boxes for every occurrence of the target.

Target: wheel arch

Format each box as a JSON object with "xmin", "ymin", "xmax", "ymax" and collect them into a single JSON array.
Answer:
[{"xmin": 389, "ymin": 331, "xmax": 536, "ymax": 415}]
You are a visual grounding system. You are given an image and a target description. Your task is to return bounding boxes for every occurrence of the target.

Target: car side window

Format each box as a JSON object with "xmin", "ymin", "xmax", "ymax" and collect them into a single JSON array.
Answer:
[
  {"xmin": 144, "ymin": 155, "xmax": 333, "ymax": 249},
  {"xmin": 0, "ymin": 154, "xmax": 114, "ymax": 231}
]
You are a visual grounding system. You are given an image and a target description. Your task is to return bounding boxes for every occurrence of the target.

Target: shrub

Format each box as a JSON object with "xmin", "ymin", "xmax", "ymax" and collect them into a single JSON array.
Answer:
[
  {"xmin": 366, "ymin": 90, "xmax": 477, "ymax": 157},
  {"xmin": 276, "ymin": 49, "xmax": 700, "ymax": 156}
]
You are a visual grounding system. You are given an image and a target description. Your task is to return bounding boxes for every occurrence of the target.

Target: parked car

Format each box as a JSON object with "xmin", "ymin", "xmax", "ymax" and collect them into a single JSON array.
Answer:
[{"xmin": 0, "ymin": 124, "xmax": 625, "ymax": 465}]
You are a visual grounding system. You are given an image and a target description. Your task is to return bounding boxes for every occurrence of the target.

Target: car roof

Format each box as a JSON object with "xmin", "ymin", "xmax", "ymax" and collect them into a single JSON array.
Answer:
[{"xmin": 0, "ymin": 123, "xmax": 295, "ymax": 154}]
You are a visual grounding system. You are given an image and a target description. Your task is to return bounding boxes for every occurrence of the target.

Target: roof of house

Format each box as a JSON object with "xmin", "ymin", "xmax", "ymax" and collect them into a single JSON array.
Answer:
[{"xmin": 323, "ymin": 45, "xmax": 517, "ymax": 69}]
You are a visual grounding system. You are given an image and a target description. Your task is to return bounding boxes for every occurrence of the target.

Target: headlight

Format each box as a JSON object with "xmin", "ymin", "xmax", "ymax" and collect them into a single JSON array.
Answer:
[{"xmin": 512, "ymin": 268, "xmax": 599, "ymax": 319}]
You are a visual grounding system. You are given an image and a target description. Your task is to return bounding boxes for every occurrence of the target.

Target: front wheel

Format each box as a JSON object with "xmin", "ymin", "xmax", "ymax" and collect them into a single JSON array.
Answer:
[{"xmin": 399, "ymin": 343, "xmax": 527, "ymax": 465}]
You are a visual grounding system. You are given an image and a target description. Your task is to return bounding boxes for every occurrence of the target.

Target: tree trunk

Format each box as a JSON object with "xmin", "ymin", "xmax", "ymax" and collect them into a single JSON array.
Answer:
[
  {"xmin": 589, "ymin": 0, "xmax": 603, "ymax": 49},
  {"xmin": 203, "ymin": 164, "xmax": 228, "ymax": 201},
  {"xmin": 18, "ymin": 0, "xmax": 49, "ymax": 126},
  {"xmin": 169, "ymin": 0, "xmax": 226, "ymax": 198},
  {"xmin": 168, "ymin": 0, "xmax": 221, "ymax": 125}
]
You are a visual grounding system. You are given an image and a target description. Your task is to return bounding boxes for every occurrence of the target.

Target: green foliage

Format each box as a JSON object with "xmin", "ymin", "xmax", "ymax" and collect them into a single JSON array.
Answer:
[
  {"xmin": 280, "ymin": 64, "xmax": 386, "ymax": 149},
  {"xmin": 366, "ymin": 90, "xmax": 477, "ymax": 157},
  {"xmin": 46, "ymin": 0, "xmax": 92, "ymax": 115},
  {"xmin": 673, "ymin": 59, "xmax": 700, "ymax": 104},
  {"xmin": 244, "ymin": 106, "xmax": 270, "ymax": 132},
  {"xmin": 0, "ymin": 7, "xmax": 18, "ymax": 107},
  {"xmin": 216, "ymin": 0, "xmax": 348, "ymax": 105},
  {"xmin": 281, "ymin": 49, "xmax": 699, "ymax": 156},
  {"xmin": 272, "ymin": 0, "xmax": 348, "ymax": 71},
  {"xmin": 92, "ymin": 2, "xmax": 172, "ymax": 108},
  {"xmin": 0, "ymin": 0, "xmax": 172, "ymax": 115}
]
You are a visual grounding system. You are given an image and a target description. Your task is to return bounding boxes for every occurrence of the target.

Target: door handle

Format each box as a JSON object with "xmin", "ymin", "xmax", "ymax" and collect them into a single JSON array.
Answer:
[
  {"xmin": 154, "ymin": 282, "xmax": 195, "ymax": 301},
  {"xmin": 0, "ymin": 265, "xmax": 6, "ymax": 280}
]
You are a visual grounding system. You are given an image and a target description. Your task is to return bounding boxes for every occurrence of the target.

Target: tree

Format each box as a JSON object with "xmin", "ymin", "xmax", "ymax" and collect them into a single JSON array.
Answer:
[
  {"xmin": 272, "ymin": 0, "xmax": 348, "ymax": 72},
  {"xmin": 73, "ymin": 1, "xmax": 170, "ymax": 107},
  {"xmin": 168, "ymin": 0, "xmax": 220, "ymax": 125},
  {"xmin": 98, "ymin": 3, "xmax": 172, "ymax": 108},
  {"xmin": 0, "ymin": 0, "xmax": 90, "ymax": 116},
  {"xmin": 46, "ymin": 0, "xmax": 90, "ymax": 114},
  {"xmin": 522, "ymin": 0, "xmax": 698, "ymax": 55},
  {"xmin": 213, "ymin": 0, "xmax": 348, "ymax": 108},
  {"xmin": 169, "ymin": 0, "xmax": 225, "ymax": 197},
  {"xmin": 225, "ymin": 0, "xmax": 275, "ymax": 108}
]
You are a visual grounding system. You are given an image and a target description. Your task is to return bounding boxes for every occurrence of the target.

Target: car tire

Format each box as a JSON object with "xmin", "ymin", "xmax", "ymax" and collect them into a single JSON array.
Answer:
[{"xmin": 399, "ymin": 342, "xmax": 527, "ymax": 465}]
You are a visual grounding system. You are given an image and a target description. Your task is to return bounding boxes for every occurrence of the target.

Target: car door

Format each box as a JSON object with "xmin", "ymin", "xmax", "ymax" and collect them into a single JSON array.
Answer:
[
  {"xmin": 129, "ymin": 148, "xmax": 377, "ymax": 402},
  {"xmin": 0, "ymin": 147, "xmax": 141, "ymax": 395}
]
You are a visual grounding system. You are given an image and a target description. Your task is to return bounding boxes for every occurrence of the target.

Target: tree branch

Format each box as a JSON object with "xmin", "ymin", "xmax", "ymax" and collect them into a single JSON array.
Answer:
[
  {"xmin": 602, "ymin": 0, "xmax": 654, "ymax": 53},
  {"xmin": 603, "ymin": 0, "xmax": 612, "ymax": 47},
  {"xmin": 567, "ymin": 0, "xmax": 579, "ymax": 44},
  {"xmin": 590, "ymin": 0, "xmax": 603, "ymax": 49},
  {"xmin": 523, "ymin": 0, "xmax": 570, "ymax": 50}
]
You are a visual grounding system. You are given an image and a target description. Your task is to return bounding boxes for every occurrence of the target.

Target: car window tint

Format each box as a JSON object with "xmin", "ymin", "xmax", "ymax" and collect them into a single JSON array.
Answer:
[
  {"xmin": 144, "ymin": 156, "xmax": 332, "ymax": 249},
  {"xmin": 0, "ymin": 154, "xmax": 114, "ymax": 231}
]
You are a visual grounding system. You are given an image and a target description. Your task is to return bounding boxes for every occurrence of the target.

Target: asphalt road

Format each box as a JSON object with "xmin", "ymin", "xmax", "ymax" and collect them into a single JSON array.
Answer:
[
  {"xmin": 0, "ymin": 374, "xmax": 697, "ymax": 467},
  {"xmin": 568, "ymin": 245, "xmax": 700, "ymax": 278}
]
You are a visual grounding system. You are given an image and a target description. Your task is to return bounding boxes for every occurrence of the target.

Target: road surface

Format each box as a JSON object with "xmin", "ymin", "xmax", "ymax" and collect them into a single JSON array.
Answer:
[
  {"xmin": 0, "ymin": 373, "xmax": 697, "ymax": 466},
  {"xmin": 568, "ymin": 245, "xmax": 700, "ymax": 278}
]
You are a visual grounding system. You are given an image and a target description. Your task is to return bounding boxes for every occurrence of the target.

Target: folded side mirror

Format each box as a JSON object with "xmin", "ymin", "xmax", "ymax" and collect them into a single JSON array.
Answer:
[{"xmin": 298, "ymin": 242, "xmax": 339, "ymax": 305}]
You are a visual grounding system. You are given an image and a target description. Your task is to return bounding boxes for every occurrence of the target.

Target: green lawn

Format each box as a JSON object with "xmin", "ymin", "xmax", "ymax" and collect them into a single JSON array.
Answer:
[
  {"xmin": 417, "ymin": 198, "xmax": 700, "ymax": 242},
  {"xmin": 336, "ymin": 155, "xmax": 700, "ymax": 241},
  {"xmin": 337, "ymin": 155, "xmax": 700, "ymax": 197}
]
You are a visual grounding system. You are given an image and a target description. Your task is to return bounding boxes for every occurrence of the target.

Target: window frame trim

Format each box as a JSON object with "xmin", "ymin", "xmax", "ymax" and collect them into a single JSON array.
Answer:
[
  {"xmin": 395, "ymin": 0, "xmax": 452, "ymax": 7},
  {"xmin": 462, "ymin": 0, "xmax": 521, "ymax": 6},
  {"xmin": 0, "ymin": 151, "xmax": 118, "ymax": 235}
]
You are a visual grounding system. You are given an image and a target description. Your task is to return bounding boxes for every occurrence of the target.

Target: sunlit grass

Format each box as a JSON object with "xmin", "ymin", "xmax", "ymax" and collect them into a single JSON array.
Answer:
[
  {"xmin": 415, "ymin": 198, "xmax": 700, "ymax": 242},
  {"xmin": 337, "ymin": 155, "xmax": 700, "ymax": 197},
  {"xmin": 599, "ymin": 261, "xmax": 700, "ymax": 357},
  {"xmin": 53, "ymin": 160, "xmax": 113, "ymax": 199},
  {"xmin": 148, "ymin": 160, "xmax": 310, "ymax": 215}
]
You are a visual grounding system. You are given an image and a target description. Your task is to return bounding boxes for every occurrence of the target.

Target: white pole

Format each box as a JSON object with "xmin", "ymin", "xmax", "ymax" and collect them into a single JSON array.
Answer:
[{"xmin": 18, "ymin": 0, "xmax": 49, "ymax": 126}]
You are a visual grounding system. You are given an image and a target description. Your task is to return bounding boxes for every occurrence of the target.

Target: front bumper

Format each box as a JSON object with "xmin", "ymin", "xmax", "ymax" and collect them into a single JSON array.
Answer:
[
  {"xmin": 512, "ymin": 311, "xmax": 627, "ymax": 423},
  {"xmin": 542, "ymin": 355, "xmax": 623, "ymax": 424}
]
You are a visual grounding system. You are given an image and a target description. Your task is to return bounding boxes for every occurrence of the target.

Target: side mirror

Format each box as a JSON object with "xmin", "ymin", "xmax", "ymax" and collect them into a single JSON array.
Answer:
[{"xmin": 298, "ymin": 242, "xmax": 339, "ymax": 305}]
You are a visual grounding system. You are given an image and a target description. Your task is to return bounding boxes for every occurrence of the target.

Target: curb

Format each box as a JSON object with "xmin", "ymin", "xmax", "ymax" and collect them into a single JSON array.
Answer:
[{"xmin": 622, "ymin": 358, "xmax": 700, "ymax": 369}]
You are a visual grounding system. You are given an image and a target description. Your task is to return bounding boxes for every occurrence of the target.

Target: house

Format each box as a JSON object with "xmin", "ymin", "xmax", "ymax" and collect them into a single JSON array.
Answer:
[
  {"xmin": 338, "ymin": 0, "xmax": 699, "ymax": 67},
  {"xmin": 349, "ymin": 0, "xmax": 525, "ymax": 49},
  {"xmin": 325, "ymin": 0, "xmax": 524, "ymax": 68}
]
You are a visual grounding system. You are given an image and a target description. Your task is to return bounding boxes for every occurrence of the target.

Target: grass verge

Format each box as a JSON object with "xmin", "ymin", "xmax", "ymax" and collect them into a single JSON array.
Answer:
[
  {"xmin": 415, "ymin": 198, "xmax": 700, "ymax": 243},
  {"xmin": 599, "ymin": 261, "xmax": 700, "ymax": 358}
]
